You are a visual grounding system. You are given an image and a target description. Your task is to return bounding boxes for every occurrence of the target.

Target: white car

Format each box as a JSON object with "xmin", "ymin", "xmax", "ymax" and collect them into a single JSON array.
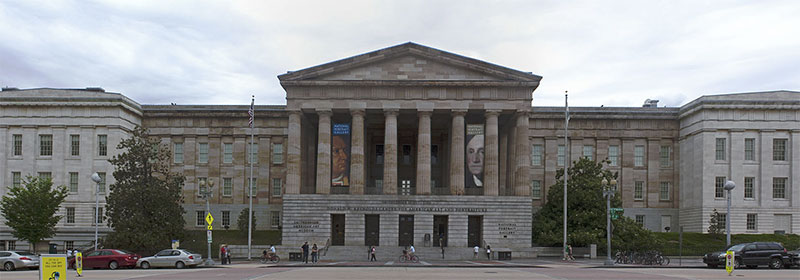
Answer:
[
  {"xmin": 0, "ymin": 251, "xmax": 39, "ymax": 271},
  {"xmin": 137, "ymin": 249, "xmax": 203, "ymax": 269}
]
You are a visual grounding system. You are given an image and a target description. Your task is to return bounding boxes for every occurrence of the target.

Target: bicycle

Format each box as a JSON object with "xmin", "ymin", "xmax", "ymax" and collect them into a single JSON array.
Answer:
[
  {"xmin": 398, "ymin": 254, "xmax": 419, "ymax": 263},
  {"xmin": 260, "ymin": 254, "xmax": 280, "ymax": 264}
]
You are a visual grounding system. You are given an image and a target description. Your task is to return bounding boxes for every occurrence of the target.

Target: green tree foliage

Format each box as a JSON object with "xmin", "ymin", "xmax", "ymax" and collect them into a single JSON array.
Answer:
[
  {"xmin": 708, "ymin": 208, "xmax": 722, "ymax": 236},
  {"xmin": 237, "ymin": 208, "xmax": 256, "ymax": 236},
  {"xmin": 0, "ymin": 176, "xmax": 68, "ymax": 253},
  {"xmin": 532, "ymin": 157, "xmax": 660, "ymax": 253},
  {"xmin": 103, "ymin": 126, "xmax": 186, "ymax": 256}
]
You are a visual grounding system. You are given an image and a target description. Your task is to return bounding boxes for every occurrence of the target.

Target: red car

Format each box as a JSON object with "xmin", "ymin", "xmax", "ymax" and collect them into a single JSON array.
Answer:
[{"xmin": 68, "ymin": 249, "xmax": 141, "ymax": 269}]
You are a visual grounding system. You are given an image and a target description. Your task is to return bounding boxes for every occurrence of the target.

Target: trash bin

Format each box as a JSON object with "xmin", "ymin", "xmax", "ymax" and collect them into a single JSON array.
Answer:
[
  {"xmin": 289, "ymin": 252, "xmax": 302, "ymax": 261},
  {"xmin": 498, "ymin": 251, "xmax": 511, "ymax": 260},
  {"xmin": 49, "ymin": 244, "xmax": 58, "ymax": 254}
]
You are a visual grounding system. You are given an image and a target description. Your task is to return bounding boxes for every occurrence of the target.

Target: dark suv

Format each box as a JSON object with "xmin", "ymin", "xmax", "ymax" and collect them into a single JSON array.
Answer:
[{"xmin": 703, "ymin": 242, "xmax": 790, "ymax": 269}]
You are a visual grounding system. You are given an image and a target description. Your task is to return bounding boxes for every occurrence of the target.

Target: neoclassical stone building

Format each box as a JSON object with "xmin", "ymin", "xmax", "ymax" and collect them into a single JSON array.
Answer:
[{"xmin": 1, "ymin": 43, "xmax": 798, "ymax": 251}]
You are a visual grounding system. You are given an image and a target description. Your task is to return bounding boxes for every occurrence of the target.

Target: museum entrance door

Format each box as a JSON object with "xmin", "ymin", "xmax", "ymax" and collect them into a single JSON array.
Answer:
[
  {"xmin": 331, "ymin": 214, "xmax": 345, "ymax": 246},
  {"xmin": 365, "ymin": 214, "xmax": 380, "ymax": 246},
  {"xmin": 468, "ymin": 215, "xmax": 482, "ymax": 248},
  {"xmin": 433, "ymin": 215, "xmax": 448, "ymax": 247},
  {"xmin": 399, "ymin": 215, "xmax": 414, "ymax": 246}
]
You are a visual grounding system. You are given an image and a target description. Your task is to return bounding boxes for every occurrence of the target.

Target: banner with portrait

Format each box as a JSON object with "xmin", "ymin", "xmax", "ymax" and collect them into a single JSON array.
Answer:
[
  {"xmin": 465, "ymin": 124, "xmax": 485, "ymax": 188},
  {"xmin": 332, "ymin": 123, "xmax": 351, "ymax": 186}
]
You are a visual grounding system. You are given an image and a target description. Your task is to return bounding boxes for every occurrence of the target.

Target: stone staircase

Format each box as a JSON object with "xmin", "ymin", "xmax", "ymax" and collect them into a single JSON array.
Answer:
[{"xmin": 320, "ymin": 246, "xmax": 485, "ymax": 262}]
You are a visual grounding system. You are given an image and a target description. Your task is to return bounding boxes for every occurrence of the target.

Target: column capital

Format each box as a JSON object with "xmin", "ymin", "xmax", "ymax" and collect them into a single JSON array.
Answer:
[
  {"xmin": 485, "ymin": 109, "xmax": 502, "ymax": 117},
  {"xmin": 418, "ymin": 110, "xmax": 433, "ymax": 117},
  {"xmin": 384, "ymin": 109, "xmax": 399, "ymax": 116},
  {"xmin": 350, "ymin": 109, "xmax": 366, "ymax": 116},
  {"xmin": 316, "ymin": 109, "xmax": 333, "ymax": 117},
  {"xmin": 452, "ymin": 109, "xmax": 468, "ymax": 116}
]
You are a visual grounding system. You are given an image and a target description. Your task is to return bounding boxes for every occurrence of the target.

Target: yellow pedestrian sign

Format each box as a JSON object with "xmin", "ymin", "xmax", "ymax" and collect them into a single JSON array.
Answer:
[
  {"xmin": 76, "ymin": 251, "xmax": 83, "ymax": 276},
  {"xmin": 725, "ymin": 250, "xmax": 734, "ymax": 275},
  {"xmin": 38, "ymin": 254, "xmax": 66, "ymax": 280},
  {"xmin": 206, "ymin": 213, "xmax": 214, "ymax": 225}
]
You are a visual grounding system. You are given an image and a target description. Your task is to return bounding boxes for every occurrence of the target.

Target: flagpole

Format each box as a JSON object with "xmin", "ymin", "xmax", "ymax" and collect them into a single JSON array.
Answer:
[
  {"xmin": 248, "ymin": 95, "xmax": 254, "ymax": 260},
  {"xmin": 563, "ymin": 91, "xmax": 569, "ymax": 260}
]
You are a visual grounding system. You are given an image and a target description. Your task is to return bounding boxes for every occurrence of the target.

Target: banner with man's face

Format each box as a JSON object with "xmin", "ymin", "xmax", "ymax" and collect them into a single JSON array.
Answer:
[
  {"xmin": 332, "ymin": 123, "xmax": 351, "ymax": 186},
  {"xmin": 465, "ymin": 124, "xmax": 485, "ymax": 188}
]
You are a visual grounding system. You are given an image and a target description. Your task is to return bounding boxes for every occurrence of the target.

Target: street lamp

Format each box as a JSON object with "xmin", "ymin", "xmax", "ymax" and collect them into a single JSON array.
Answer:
[
  {"xmin": 724, "ymin": 180, "xmax": 736, "ymax": 247},
  {"xmin": 91, "ymin": 173, "xmax": 102, "ymax": 251},
  {"xmin": 602, "ymin": 178, "xmax": 617, "ymax": 266},
  {"xmin": 199, "ymin": 178, "xmax": 215, "ymax": 266}
]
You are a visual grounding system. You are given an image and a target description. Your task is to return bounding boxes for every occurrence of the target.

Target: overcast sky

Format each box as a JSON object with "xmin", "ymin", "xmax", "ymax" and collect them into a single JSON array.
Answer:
[{"xmin": 2, "ymin": 0, "xmax": 798, "ymax": 107}]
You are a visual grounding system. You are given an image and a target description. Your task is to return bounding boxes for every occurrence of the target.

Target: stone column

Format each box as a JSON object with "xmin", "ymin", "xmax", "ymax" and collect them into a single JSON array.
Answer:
[
  {"xmin": 383, "ymin": 109, "xmax": 399, "ymax": 195},
  {"xmin": 286, "ymin": 110, "xmax": 302, "ymax": 194},
  {"xmin": 449, "ymin": 110, "xmax": 467, "ymax": 195},
  {"xmin": 484, "ymin": 110, "xmax": 500, "ymax": 196},
  {"xmin": 350, "ymin": 109, "xmax": 366, "ymax": 195},
  {"xmin": 514, "ymin": 111, "xmax": 531, "ymax": 196},
  {"xmin": 416, "ymin": 110, "xmax": 432, "ymax": 195},
  {"xmin": 499, "ymin": 128, "xmax": 508, "ymax": 196},
  {"xmin": 316, "ymin": 110, "xmax": 332, "ymax": 194}
]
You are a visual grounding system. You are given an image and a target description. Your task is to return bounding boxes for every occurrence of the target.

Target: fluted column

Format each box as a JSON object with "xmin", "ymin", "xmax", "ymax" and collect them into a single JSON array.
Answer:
[
  {"xmin": 316, "ymin": 110, "xmax": 332, "ymax": 194},
  {"xmin": 350, "ymin": 109, "xmax": 366, "ymax": 194},
  {"xmin": 449, "ymin": 109, "xmax": 467, "ymax": 195},
  {"xmin": 286, "ymin": 110, "xmax": 302, "ymax": 194},
  {"xmin": 484, "ymin": 110, "xmax": 500, "ymax": 196},
  {"xmin": 514, "ymin": 111, "xmax": 531, "ymax": 196},
  {"xmin": 383, "ymin": 109, "xmax": 399, "ymax": 195},
  {"xmin": 498, "ymin": 129, "xmax": 508, "ymax": 196},
  {"xmin": 416, "ymin": 110, "xmax": 432, "ymax": 195}
]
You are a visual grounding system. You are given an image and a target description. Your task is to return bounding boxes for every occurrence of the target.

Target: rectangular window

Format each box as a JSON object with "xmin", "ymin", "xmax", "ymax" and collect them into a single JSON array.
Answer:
[
  {"xmin": 744, "ymin": 138, "xmax": 755, "ymax": 161},
  {"xmin": 635, "ymin": 215, "xmax": 645, "ymax": 225},
  {"xmin": 531, "ymin": 180, "xmax": 542, "ymax": 199},
  {"xmin": 431, "ymin": 145, "xmax": 439, "ymax": 165},
  {"xmin": 222, "ymin": 178, "xmax": 232, "ymax": 197},
  {"xmin": 272, "ymin": 178, "xmax": 282, "ymax": 197},
  {"xmin": 93, "ymin": 207, "xmax": 104, "ymax": 224},
  {"xmin": 247, "ymin": 143, "xmax": 258, "ymax": 164},
  {"xmin": 97, "ymin": 172, "xmax": 106, "ymax": 193},
  {"xmin": 13, "ymin": 134, "xmax": 22, "ymax": 156},
  {"xmin": 196, "ymin": 211, "xmax": 205, "ymax": 226},
  {"xmin": 66, "ymin": 207, "xmax": 75, "ymax": 224},
  {"xmin": 173, "ymin": 143, "xmax": 183, "ymax": 163},
  {"xmin": 65, "ymin": 241, "xmax": 74, "ymax": 250},
  {"xmin": 69, "ymin": 172, "xmax": 79, "ymax": 193},
  {"xmin": 70, "ymin": 135, "xmax": 80, "ymax": 156},
  {"xmin": 718, "ymin": 213, "xmax": 727, "ymax": 231},
  {"xmin": 557, "ymin": 145, "xmax": 565, "ymax": 166},
  {"xmin": 248, "ymin": 178, "xmax": 257, "ymax": 197},
  {"xmin": 222, "ymin": 211, "xmax": 230, "ymax": 227},
  {"xmin": 746, "ymin": 213, "xmax": 757, "ymax": 230},
  {"xmin": 400, "ymin": 180, "xmax": 412, "ymax": 196},
  {"xmin": 272, "ymin": 143, "xmax": 283, "ymax": 164},
  {"xmin": 608, "ymin": 145, "xmax": 619, "ymax": 166},
  {"xmin": 223, "ymin": 143, "xmax": 233, "ymax": 163},
  {"xmin": 38, "ymin": 172, "xmax": 52, "ymax": 181},
  {"xmin": 197, "ymin": 177, "xmax": 207, "ymax": 197},
  {"xmin": 660, "ymin": 146, "xmax": 671, "ymax": 167},
  {"xmin": 715, "ymin": 138, "xmax": 726, "ymax": 160},
  {"xmin": 11, "ymin": 172, "xmax": 22, "ymax": 188},
  {"xmin": 715, "ymin": 177, "xmax": 726, "ymax": 198},
  {"xmin": 773, "ymin": 139, "xmax": 787, "ymax": 161},
  {"xmin": 198, "ymin": 143, "xmax": 209, "ymax": 163},
  {"xmin": 7, "ymin": 241, "xmax": 15, "ymax": 250},
  {"xmin": 402, "ymin": 144, "xmax": 412, "ymax": 165},
  {"xmin": 271, "ymin": 211, "xmax": 281, "ymax": 227},
  {"xmin": 744, "ymin": 177, "xmax": 755, "ymax": 199},
  {"xmin": 583, "ymin": 145, "xmax": 593, "ymax": 160},
  {"xmin": 531, "ymin": 144, "xmax": 543, "ymax": 165},
  {"xmin": 634, "ymin": 181, "xmax": 644, "ymax": 200},
  {"xmin": 40, "ymin": 134, "xmax": 53, "ymax": 156},
  {"xmin": 375, "ymin": 179, "xmax": 383, "ymax": 190},
  {"xmin": 98, "ymin": 135, "xmax": 108, "ymax": 156},
  {"xmin": 634, "ymin": 145, "xmax": 645, "ymax": 167},
  {"xmin": 376, "ymin": 145, "xmax": 384, "ymax": 164},
  {"xmin": 659, "ymin": 182, "xmax": 670, "ymax": 201},
  {"xmin": 773, "ymin": 177, "xmax": 787, "ymax": 199}
]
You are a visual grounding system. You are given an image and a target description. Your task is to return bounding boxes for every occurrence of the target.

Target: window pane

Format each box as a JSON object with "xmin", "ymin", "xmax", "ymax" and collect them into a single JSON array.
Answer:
[
  {"xmin": 247, "ymin": 143, "xmax": 258, "ymax": 164},
  {"xmin": 659, "ymin": 182, "xmax": 670, "ymax": 201},
  {"xmin": 12, "ymin": 172, "xmax": 22, "ymax": 187},
  {"xmin": 634, "ymin": 146, "xmax": 644, "ymax": 167},
  {"xmin": 660, "ymin": 146, "xmax": 671, "ymax": 167},
  {"xmin": 744, "ymin": 138, "xmax": 755, "ymax": 161},
  {"xmin": 557, "ymin": 145, "xmax": 565, "ymax": 166},
  {"xmin": 13, "ymin": 134, "xmax": 22, "ymax": 156},
  {"xmin": 376, "ymin": 145, "xmax": 384, "ymax": 164},
  {"xmin": 583, "ymin": 145, "xmax": 593, "ymax": 160},
  {"xmin": 98, "ymin": 135, "xmax": 108, "ymax": 156},
  {"xmin": 197, "ymin": 177, "xmax": 207, "ymax": 197},
  {"xmin": 223, "ymin": 143, "xmax": 233, "ymax": 163},
  {"xmin": 773, "ymin": 139, "xmax": 786, "ymax": 161},
  {"xmin": 69, "ymin": 172, "xmax": 79, "ymax": 193},
  {"xmin": 174, "ymin": 143, "xmax": 183, "ymax": 163},
  {"xmin": 773, "ymin": 177, "xmax": 786, "ymax": 199},
  {"xmin": 272, "ymin": 143, "xmax": 283, "ymax": 164},
  {"xmin": 715, "ymin": 138, "xmax": 726, "ymax": 160},
  {"xmin": 70, "ymin": 135, "xmax": 80, "ymax": 156},
  {"xmin": 272, "ymin": 178, "xmax": 282, "ymax": 197},
  {"xmin": 196, "ymin": 211, "xmax": 205, "ymax": 226},
  {"xmin": 744, "ymin": 177, "xmax": 754, "ymax": 198},
  {"xmin": 608, "ymin": 146, "xmax": 619, "ymax": 166},
  {"xmin": 531, "ymin": 180, "xmax": 541, "ymax": 199},
  {"xmin": 248, "ymin": 178, "xmax": 257, "ymax": 197},
  {"xmin": 222, "ymin": 211, "xmax": 230, "ymax": 226},
  {"xmin": 635, "ymin": 215, "xmax": 645, "ymax": 225},
  {"xmin": 715, "ymin": 177, "xmax": 725, "ymax": 198},
  {"xmin": 98, "ymin": 172, "xmax": 106, "ymax": 193},
  {"xmin": 634, "ymin": 181, "xmax": 644, "ymax": 200},
  {"xmin": 223, "ymin": 178, "xmax": 232, "ymax": 196},
  {"xmin": 198, "ymin": 143, "xmax": 209, "ymax": 163},
  {"xmin": 746, "ymin": 214, "xmax": 757, "ymax": 230},
  {"xmin": 40, "ymin": 135, "xmax": 52, "ymax": 156},
  {"xmin": 271, "ymin": 211, "xmax": 281, "ymax": 227},
  {"xmin": 66, "ymin": 207, "xmax": 75, "ymax": 224},
  {"xmin": 531, "ymin": 144, "xmax": 543, "ymax": 165},
  {"xmin": 38, "ymin": 172, "xmax": 51, "ymax": 181}
]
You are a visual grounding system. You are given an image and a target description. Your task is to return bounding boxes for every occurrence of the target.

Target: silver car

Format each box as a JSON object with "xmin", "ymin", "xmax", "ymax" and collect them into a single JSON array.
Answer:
[
  {"xmin": 0, "ymin": 251, "xmax": 40, "ymax": 271},
  {"xmin": 137, "ymin": 249, "xmax": 203, "ymax": 269}
]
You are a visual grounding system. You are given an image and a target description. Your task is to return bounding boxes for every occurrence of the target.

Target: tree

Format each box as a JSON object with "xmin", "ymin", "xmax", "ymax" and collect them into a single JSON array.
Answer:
[
  {"xmin": 708, "ymin": 208, "xmax": 722, "ymax": 236},
  {"xmin": 0, "ymin": 176, "xmax": 68, "ymax": 253},
  {"xmin": 532, "ymin": 157, "xmax": 660, "ymax": 253},
  {"xmin": 103, "ymin": 126, "xmax": 186, "ymax": 256},
  {"xmin": 237, "ymin": 208, "xmax": 256, "ymax": 236}
]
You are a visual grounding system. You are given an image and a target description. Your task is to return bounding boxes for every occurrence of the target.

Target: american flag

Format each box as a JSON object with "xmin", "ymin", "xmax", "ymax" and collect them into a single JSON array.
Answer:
[{"xmin": 248, "ymin": 96, "xmax": 254, "ymax": 128}]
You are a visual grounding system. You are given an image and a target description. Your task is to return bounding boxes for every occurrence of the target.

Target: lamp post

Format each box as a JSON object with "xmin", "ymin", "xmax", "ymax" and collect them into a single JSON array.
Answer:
[
  {"xmin": 90, "ymin": 173, "xmax": 102, "ymax": 251},
  {"xmin": 602, "ymin": 178, "xmax": 617, "ymax": 266},
  {"xmin": 199, "ymin": 179, "xmax": 215, "ymax": 266},
  {"xmin": 724, "ymin": 180, "xmax": 736, "ymax": 247}
]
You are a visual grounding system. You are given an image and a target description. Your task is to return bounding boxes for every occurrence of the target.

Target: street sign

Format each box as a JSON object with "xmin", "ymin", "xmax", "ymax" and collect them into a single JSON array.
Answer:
[
  {"xmin": 725, "ymin": 250, "xmax": 734, "ymax": 275},
  {"xmin": 38, "ymin": 254, "xmax": 66, "ymax": 280},
  {"xmin": 610, "ymin": 208, "xmax": 624, "ymax": 220},
  {"xmin": 207, "ymin": 230, "xmax": 213, "ymax": 244},
  {"xmin": 205, "ymin": 213, "xmax": 214, "ymax": 225},
  {"xmin": 76, "ymin": 251, "xmax": 83, "ymax": 276},
  {"xmin": 207, "ymin": 225, "xmax": 213, "ymax": 230}
]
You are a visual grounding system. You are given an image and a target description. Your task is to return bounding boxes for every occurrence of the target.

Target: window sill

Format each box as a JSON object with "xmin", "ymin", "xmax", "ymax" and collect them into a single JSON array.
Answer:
[
  {"xmin": 744, "ymin": 198, "xmax": 755, "ymax": 200},
  {"xmin": 772, "ymin": 198, "xmax": 789, "ymax": 201},
  {"xmin": 634, "ymin": 199, "xmax": 644, "ymax": 201}
]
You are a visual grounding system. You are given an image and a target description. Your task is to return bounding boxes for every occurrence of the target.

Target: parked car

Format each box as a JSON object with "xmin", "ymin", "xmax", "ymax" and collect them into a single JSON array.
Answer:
[
  {"xmin": 788, "ymin": 247, "xmax": 800, "ymax": 268},
  {"xmin": 703, "ymin": 242, "xmax": 790, "ymax": 269},
  {"xmin": 68, "ymin": 249, "xmax": 141, "ymax": 269},
  {"xmin": 137, "ymin": 249, "xmax": 202, "ymax": 269},
  {"xmin": 0, "ymin": 251, "xmax": 39, "ymax": 271}
]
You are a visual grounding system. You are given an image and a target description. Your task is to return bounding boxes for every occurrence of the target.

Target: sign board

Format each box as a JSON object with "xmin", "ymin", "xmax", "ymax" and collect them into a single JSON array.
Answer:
[
  {"xmin": 76, "ymin": 251, "xmax": 83, "ymax": 276},
  {"xmin": 172, "ymin": 240, "xmax": 180, "ymax": 249},
  {"xmin": 207, "ymin": 230, "xmax": 213, "ymax": 244},
  {"xmin": 725, "ymin": 250, "xmax": 734, "ymax": 275},
  {"xmin": 205, "ymin": 213, "xmax": 214, "ymax": 225},
  {"xmin": 39, "ymin": 254, "xmax": 67, "ymax": 280}
]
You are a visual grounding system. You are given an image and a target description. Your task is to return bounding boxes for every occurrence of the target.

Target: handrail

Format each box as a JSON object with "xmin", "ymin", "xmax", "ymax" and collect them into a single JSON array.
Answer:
[{"xmin": 322, "ymin": 238, "xmax": 330, "ymax": 256}]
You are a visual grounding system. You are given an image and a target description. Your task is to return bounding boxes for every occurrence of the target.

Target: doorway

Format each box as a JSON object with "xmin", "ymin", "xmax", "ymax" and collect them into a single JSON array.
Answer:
[
  {"xmin": 468, "ymin": 215, "xmax": 483, "ymax": 248},
  {"xmin": 365, "ymin": 214, "xmax": 380, "ymax": 246},
  {"xmin": 399, "ymin": 215, "xmax": 415, "ymax": 246},
  {"xmin": 331, "ymin": 214, "xmax": 345, "ymax": 246},
  {"xmin": 433, "ymin": 215, "xmax": 448, "ymax": 247}
]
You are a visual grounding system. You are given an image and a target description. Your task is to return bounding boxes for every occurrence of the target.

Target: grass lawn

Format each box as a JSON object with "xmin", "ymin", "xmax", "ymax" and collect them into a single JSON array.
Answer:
[{"xmin": 653, "ymin": 232, "xmax": 800, "ymax": 256}]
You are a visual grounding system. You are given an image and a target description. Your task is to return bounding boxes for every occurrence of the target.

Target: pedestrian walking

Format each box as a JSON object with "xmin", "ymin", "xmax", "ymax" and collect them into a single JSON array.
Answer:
[
  {"xmin": 220, "ymin": 245, "xmax": 227, "ymax": 265},
  {"xmin": 486, "ymin": 245, "xmax": 492, "ymax": 260},
  {"xmin": 311, "ymin": 244, "xmax": 318, "ymax": 263},
  {"xmin": 301, "ymin": 242, "xmax": 310, "ymax": 263},
  {"xmin": 473, "ymin": 245, "xmax": 479, "ymax": 259},
  {"xmin": 225, "ymin": 245, "xmax": 232, "ymax": 264},
  {"xmin": 567, "ymin": 244, "xmax": 575, "ymax": 261},
  {"xmin": 370, "ymin": 246, "xmax": 376, "ymax": 262}
]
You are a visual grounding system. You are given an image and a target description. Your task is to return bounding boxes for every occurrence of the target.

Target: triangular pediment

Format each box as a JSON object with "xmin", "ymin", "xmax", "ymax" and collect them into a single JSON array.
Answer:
[{"xmin": 278, "ymin": 42, "xmax": 541, "ymax": 83}]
